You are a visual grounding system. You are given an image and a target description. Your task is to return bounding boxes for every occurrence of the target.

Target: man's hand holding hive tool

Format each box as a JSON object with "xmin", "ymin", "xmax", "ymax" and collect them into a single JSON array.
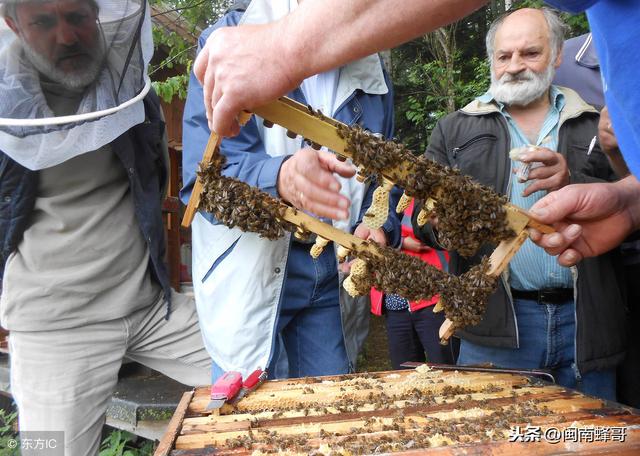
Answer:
[{"xmin": 277, "ymin": 147, "xmax": 355, "ymax": 220}]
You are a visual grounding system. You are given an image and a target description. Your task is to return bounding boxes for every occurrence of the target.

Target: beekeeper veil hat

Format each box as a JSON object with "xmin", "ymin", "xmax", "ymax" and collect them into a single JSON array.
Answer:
[{"xmin": 0, "ymin": 0, "xmax": 153, "ymax": 170}]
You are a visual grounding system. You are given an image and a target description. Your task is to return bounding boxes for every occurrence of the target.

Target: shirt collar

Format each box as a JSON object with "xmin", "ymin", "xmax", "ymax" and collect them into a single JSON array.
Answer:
[{"xmin": 478, "ymin": 85, "xmax": 566, "ymax": 114}]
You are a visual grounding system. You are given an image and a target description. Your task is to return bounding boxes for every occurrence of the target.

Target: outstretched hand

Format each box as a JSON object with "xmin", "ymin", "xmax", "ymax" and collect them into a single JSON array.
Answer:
[
  {"xmin": 528, "ymin": 176, "xmax": 640, "ymax": 266},
  {"xmin": 277, "ymin": 148, "xmax": 355, "ymax": 220},
  {"xmin": 402, "ymin": 236, "xmax": 431, "ymax": 253}
]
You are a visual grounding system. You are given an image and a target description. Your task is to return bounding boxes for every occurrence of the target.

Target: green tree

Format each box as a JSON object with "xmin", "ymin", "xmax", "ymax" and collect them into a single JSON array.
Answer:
[
  {"xmin": 391, "ymin": 1, "xmax": 588, "ymax": 153},
  {"xmin": 149, "ymin": 0, "xmax": 232, "ymax": 102}
]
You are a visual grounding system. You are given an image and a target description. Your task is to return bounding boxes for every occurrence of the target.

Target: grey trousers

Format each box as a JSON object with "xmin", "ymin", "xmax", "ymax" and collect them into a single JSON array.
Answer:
[{"xmin": 9, "ymin": 290, "xmax": 210, "ymax": 456}]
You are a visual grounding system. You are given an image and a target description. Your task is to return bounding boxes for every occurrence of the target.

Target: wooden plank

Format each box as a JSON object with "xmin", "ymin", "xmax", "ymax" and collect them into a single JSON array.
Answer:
[
  {"xmin": 181, "ymin": 132, "xmax": 222, "ymax": 228},
  {"xmin": 187, "ymin": 370, "xmax": 532, "ymax": 416},
  {"xmin": 180, "ymin": 390, "xmax": 578, "ymax": 435},
  {"xmin": 177, "ymin": 409, "xmax": 640, "ymax": 453},
  {"xmin": 154, "ymin": 390, "xmax": 194, "ymax": 456},
  {"xmin": 487, "ymin": 230, "xmax": 530, "ymax": 277},
  {"xmin": 440, "ymin": 229, "xmax": 530, "ymax": 341},
  {"xmin": 281, "ymin": 207, "xmax": 375, "ymax": 255},
  {"xmin": 181, "ymin": 112, "xmax": 252, "ymax": 228},
  {"xmin": 160, "ymin": 356, "xmax": 640, "ymax": 454},
  {"xmin": 253, "ymin": 97, "xmax": 554, "ymax": 235}
]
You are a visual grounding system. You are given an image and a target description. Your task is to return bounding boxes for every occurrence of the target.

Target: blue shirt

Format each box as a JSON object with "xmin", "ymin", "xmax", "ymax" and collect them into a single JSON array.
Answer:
[
  {"xmin": 478, "ymin": 87, "xmax": 572, "ymax": 290},
  {"xmin": 545, "ymin": 0, "xmax": 640, "ymax": 179}
]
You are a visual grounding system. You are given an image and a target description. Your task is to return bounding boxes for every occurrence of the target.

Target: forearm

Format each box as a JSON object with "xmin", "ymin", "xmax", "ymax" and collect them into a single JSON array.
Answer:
[
  {"xmin": 280, "ymin": 0, "xmax": 487, "ymax": 84},
  {"xmin": 605, "ymin": 148, "xmax": 631, "ymax": 179},
  {"xmin": 618, "ymin": 175, "xmax": 640, "ymax": 231}
]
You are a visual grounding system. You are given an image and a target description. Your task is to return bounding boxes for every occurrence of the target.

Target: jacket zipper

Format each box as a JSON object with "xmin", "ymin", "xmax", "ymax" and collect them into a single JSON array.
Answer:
[
  {"xmin": 502, "ymin": 125, "xmax": 520, "ymax": 348},
  {"xmin": 558, "ymin": 115, "xmax": 582, "ymax": 380},
  {"xmin": 571, "ymin": 266, "xmax": 581, "ymax": 381},
  {"xmin": 452, "ymin": 134, "xmax": 496, "ymax": 160},
  {"xmin": 265, "ymin": 235, "xmax": 291, "ymax": 375}
]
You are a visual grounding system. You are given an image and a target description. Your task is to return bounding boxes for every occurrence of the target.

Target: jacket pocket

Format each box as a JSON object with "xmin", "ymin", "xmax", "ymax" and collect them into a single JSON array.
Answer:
[
  {"xmin": 191, "ymin": 214, "xmax": 243, "ymax": 283},
  {"xmin": 451, "ymin": 134, "xmax": 497, "ymax": 161},
  {"xmin": 202, "ymin": 239, "xmax": 240, "ymax": 283},
  {"xmin": 451, "ymin": 134, "xmax": 499, "ymax": 188}
]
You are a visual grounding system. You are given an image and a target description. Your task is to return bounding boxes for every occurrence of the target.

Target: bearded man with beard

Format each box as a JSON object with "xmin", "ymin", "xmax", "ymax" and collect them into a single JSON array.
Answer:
[
  {"xmin": 413, "ymin": 7, "xmax": 624, "ymax": 400},
  {"xmin": 0, "ymin": 1, "xmax": 210, "ymax": 454}
]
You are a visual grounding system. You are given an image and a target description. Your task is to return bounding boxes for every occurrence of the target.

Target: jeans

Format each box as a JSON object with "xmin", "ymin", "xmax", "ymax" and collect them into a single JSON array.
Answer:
[
  {"xmin": 385, "ymin": 306, "xmax": 459, "ymax": 369},
  {"xmin": 268, "ymin": 240, "xmax": 350, "ymax": 379},
  {"xmin": 458, "ymin": 298, "xmax": 616, "ymax": 401}
]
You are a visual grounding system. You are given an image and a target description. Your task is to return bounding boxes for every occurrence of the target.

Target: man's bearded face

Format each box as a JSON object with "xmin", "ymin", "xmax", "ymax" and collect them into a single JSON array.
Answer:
[
  {"xmin": 488, "ymin": 10, "xmax": 559, "ymax": 107},
  {"xmin": 8, "ymin": 0, "xmax": 104, "ymax": 89},
  {"xmin": 489, "ymin": 64, "xmax": 555, "ymax": 107}
]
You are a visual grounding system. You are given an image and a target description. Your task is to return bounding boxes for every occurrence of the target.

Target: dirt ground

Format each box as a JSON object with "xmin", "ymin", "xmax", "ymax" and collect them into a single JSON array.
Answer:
[{"xmin": 357, "ymin": 314, "xmax": 392, "ymax": 372}]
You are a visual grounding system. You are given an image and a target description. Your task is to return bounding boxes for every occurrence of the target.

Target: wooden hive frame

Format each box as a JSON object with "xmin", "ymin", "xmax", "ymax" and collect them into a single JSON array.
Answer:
[
  {"xmin": 155, "ymin": 367, "xmax": 640, "ymax": 455},
  {"xmin": 182, "ymin": 97, "xmax": 553, "ymax": 342}
]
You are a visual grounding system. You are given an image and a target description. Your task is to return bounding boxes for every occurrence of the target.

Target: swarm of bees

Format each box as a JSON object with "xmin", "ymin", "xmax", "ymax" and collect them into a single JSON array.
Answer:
[
  {"xmin": 337, "ymin": 124, "xmax": 514, "ymax": 257},
  {"xmin": 197, "ymin": 118, "xmax": 516, "ymax": 330},
  {"xmin": 220, "ymin": 368, "xmax": 550, "ymax": 454},
  {"xmin": 349, "ymin": 243, "xmax": 497, "ymax": 328},
  {"xmin": 197, "ymin": 154, "xmax": 297, "ymax": 240}
]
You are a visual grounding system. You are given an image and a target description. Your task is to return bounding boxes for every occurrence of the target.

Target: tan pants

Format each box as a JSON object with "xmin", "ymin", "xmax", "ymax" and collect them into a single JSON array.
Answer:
[{"xmin": 9, "ymin": 290, "xmax": 210, "ymax": 456}]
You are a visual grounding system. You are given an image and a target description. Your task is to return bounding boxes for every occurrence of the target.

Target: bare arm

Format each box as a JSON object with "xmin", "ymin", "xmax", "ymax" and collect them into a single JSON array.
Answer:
[
  {"xmin": 195, "ymin": 0, "xmax": 487, "ymax": 136},
  {"xmin": 598, "ymin": 106, "xmax": 631, "ymax": 178}
]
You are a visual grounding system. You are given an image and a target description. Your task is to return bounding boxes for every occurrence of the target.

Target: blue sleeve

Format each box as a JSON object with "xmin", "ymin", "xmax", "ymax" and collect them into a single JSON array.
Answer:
[
  {"xmin": 379, "ymin": 69, "xmax": 402, "ymax": 248},
  {"xmin": 382, "ymin": 186, "xmax": 403, "ymax": 248},
  {"xmin": 544, "ymin": 0, "xmax": 598, "ymax": 14},
  {"xmin": 352, "ymin": 64, "xmax": 401, "ymax": 247},
  {"xmin": 181, "ymin": 13, "xmax": 288, "ymax": 208}
]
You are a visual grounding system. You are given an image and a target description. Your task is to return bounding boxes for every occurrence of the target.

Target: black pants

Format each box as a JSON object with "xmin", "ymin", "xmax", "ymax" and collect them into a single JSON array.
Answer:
[
  {"xmin": 384, "ymin": 306, "xmax": 459, "ymax": 370},
  {"xmin": 617, "ymin": 263, "xmax": 640, "ymax": 408}
]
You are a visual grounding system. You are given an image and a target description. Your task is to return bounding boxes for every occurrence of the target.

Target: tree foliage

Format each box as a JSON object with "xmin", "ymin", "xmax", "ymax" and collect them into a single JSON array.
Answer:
[
  {"xmin": 392, "ymin": 0, "xmax": 589, "ymax": 152},
  {"xmin": 149, "ymin": 0, "xmax": 232, "ymax": 102},
  {"xmin": 149, "ymin": 0, "xmax": 589, "ymax": 145}
]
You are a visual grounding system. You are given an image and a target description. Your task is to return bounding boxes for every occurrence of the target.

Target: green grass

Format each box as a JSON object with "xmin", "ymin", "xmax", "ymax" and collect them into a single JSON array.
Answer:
[
  {"xmin": 99, "ymin": 430, "xmax": 155, "ymax": 456},
  {"xmin": 0, "ymin": 408, "xmax": 18, "ymax": 456}
]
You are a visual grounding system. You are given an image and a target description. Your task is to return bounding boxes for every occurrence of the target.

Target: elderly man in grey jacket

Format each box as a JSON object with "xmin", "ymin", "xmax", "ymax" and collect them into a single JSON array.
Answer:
[{"xmin": 413, "ymin": 8, "xmax": 624, "ymax": 401}]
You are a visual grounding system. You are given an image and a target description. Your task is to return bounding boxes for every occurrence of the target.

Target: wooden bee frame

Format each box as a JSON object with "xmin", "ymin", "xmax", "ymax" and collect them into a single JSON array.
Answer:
[{"xmin": 182, "ymin": 97, "xmax": 553, "ymax": 343}]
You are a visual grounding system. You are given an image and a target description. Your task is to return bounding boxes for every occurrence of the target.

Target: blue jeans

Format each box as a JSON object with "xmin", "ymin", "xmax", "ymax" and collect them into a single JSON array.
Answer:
[
  {"xmin": 458, "ymin": 298, "xmax": 616, "ymax": 401},
  {"xmin": 267, "ymin": 240, "xmax": 350, "ymax": 379},
  {"xmin": 211, "ymin": 241, "xmax": 349, "ymax": 383}
]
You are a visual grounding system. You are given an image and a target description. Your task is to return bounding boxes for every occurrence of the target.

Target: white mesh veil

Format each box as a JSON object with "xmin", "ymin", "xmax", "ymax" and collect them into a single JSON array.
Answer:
[{"xmin": 0, "ymin": 0, "xmax": 153, "ymax": 170}]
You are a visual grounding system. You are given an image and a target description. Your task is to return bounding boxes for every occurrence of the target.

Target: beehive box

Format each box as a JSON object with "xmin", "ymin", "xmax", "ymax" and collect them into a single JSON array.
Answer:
[{"xmin": 155, "ymin": 366, "xmax": 640, "ymax": 455}]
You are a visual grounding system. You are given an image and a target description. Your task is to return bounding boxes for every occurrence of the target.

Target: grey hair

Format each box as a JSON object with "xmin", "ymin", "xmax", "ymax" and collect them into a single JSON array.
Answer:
[{"xmin": 485, "ymin": 7, "xmax": 568, "ymax": 63}]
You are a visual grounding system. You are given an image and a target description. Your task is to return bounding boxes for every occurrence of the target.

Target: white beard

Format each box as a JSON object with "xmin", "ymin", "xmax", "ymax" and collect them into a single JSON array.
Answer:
[
  {"xmin": 489, "ymin": 64, "xmax": 555, "ymax": 107},
  {"xmin": 22, "ymin": 39, "xmax": 105, "ymax": 91}
]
